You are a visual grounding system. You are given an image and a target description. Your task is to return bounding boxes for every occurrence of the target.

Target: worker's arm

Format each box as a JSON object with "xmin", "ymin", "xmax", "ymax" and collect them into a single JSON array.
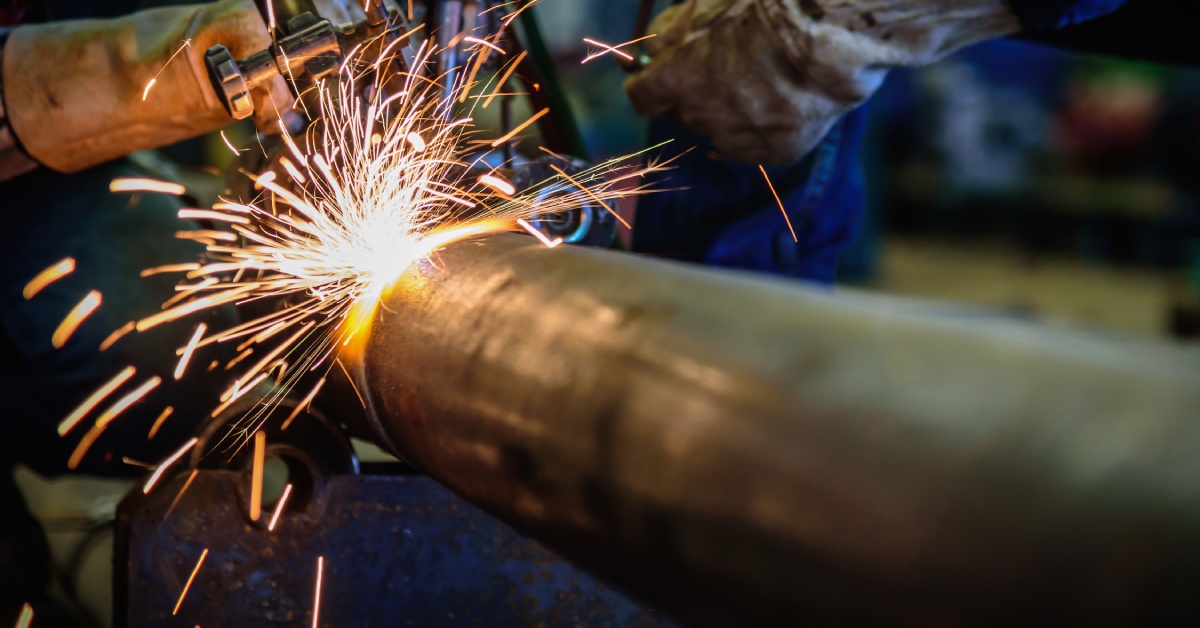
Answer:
[
  {"xmin": 624, "ymin": 0, "xmax": 1127, "ymax": 165},
  {"xmin": 0, "ymin": 0, "xmax": 292, "ymax": 181}
]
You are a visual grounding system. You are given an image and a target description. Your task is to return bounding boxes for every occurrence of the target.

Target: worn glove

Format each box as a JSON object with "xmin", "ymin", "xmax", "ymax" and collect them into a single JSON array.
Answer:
[
  {"xmin": 625, "ymin": 0, "xmax": 1021, "ymax": 164},
  {"xmin": 1, "ymin": 0, "xmax": 293, "ymax": 177}
]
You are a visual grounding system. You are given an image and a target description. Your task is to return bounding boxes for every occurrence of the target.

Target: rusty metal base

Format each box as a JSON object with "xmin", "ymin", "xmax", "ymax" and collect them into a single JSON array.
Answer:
[{"xmin": 114, "ymin": 466, "xmax": 675, "ymax": 627}]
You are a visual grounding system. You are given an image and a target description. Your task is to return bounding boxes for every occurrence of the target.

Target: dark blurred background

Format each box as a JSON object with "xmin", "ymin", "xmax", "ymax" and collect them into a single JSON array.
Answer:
[{"xmin": 537, "ymin": 1, "xmax": 1200, "ymax": 342}]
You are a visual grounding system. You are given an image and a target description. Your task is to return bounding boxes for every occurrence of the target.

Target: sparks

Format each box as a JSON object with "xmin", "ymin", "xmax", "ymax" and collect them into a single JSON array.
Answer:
[
  {"xmin": 173, "ymin": 548, "xmax": 208, "ymax": 616},
  {"xmin": 143, "ymin": 437, "xmax": 198, "ymax": 494},
  {"xmin": 249, "ymin": 430, "xmax": 267, "ymax": 521},
  {"xmin": 580, "ymin": 36, "xmax": 656, "ymax": 63},
  {"xmin": 312, "ymin": 556, "xmax": 324, "ymax": 628},
  {"xmin": 59, "ymin": 365, "xmax": 136, "ymax": 436},
  {"xmin": 23, "ymin": 257, "xmax": 75, "ymax": 300},
  {"xmin": 517, "ymin": 218, "xmax": 563, "ymax": 248},
  {"xmin": 174, "ymin": 323, "xmax": 207, "ymax": 380},
  {"xmin": 479, "ymin": 174, "xmax": 516, "ymax": 196},
  {"xmin": 759, "ymin": 165, "xmax": 798, "ymax": 243},
  {"xmin": 51, "ymin": 290, "xmax": 102, "ymax": 349},
  {"xmin": 491, "ymin": 107, "xmax": 548, "ymax": 147},
  {"xmin": 143, "ymin": 39, "xmax": 192, "ymax": 101},
  {"xmin": 68, "ymin": 376, "xmax": 162, "ymax": 470},
  {"xmin": 110, "ymin": 178, "xmax": 187, "ymax": 196},
  {"xmin": 267, "ymin": 483, "xmax": 294, "ymax": 531},
  {"xmin": 148, "ymin": 406, "xmax": 174, "ymax": 440},
  {"xmin": 16, "ymin": 602, "xmax": 33, "ymax": 628}
]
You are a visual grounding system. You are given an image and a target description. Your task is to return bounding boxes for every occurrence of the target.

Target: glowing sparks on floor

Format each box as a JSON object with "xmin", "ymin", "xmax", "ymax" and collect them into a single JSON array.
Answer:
[
  {"xmin": 267, "ymin": 483, "xmax": 294, "ymax": 531},
  {"xmin": 109, "ymin": 178, "xmax": 187, "ymax": 196},
  {"xmin": 759, "ymin": 165, "xmax": 798, "ymax": 243},
  {"xmin": 23, "ymin": 257, "xmax": 76, "ymax": 300},
  {"xmin": 173, "ymin": 548, "xmax": 208, "ymax": 616},
  {"xmin": 144, "ymin": 437, "xmax": 198, "ymax": 494},
  {"xmin": 52, "ymin": 290, "xmax": 102, "ymax": 349}
]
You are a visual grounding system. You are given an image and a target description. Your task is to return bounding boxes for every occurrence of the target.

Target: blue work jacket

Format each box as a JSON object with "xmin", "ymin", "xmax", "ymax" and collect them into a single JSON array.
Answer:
[{"xmin": 633, "ymin": 0, "xmax": 1142, "ymax": 284}]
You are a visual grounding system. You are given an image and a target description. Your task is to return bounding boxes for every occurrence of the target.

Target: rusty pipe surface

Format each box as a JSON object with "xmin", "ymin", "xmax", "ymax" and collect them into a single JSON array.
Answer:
[{"xmin": 354, "ymin": 232, "xmax": 1200, "ymax": 627}]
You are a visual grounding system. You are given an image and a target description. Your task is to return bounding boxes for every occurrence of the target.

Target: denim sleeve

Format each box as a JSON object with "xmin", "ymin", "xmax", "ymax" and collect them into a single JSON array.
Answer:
[{"xmin": 1006, "ymin": 0, "xmax": 1128, "ymax": 30}]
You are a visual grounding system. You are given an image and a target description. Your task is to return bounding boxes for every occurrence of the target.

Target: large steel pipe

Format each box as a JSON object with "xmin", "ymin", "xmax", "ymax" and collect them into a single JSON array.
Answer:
[{"xmin": 355, "ymin": 232, "xmax": 1200, "ymax": 626}]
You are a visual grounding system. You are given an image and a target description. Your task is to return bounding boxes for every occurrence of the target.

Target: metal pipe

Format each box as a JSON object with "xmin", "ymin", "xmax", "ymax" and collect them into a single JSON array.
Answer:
[{"xmin": 354, "ymin": 233, "xmax": 1200, "ymax": 626}]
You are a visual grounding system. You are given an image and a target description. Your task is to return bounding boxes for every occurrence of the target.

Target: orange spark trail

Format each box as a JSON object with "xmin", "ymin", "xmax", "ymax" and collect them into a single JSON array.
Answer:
[
  {"xmin": 160, "ymin": 469, "xmax": 199, "ymax": 526},
  {"xmin": 68, "ymin": 376, "xmax": 162, "ymax": 470},
  {"xmin": 173, "ymin": 548, "xmax": 208, "ymax": 616},
  {"xmin": 110, "ymin": 178, "xmax": 187, "ymax": 195},
  {"xmin": 479, "ymin": 174, "xmax": 516, "ymax": 196},
  {"xmin": 268, "ymin": 483, "xmax": 294, "ymax": 531},
  {"xmin": 491, "ymin": 107, "xmax": 548, "ymax": 147},
  {"xmin": 24, "ymin": 257, "xmax": 75, "ymax": 299},
  {"xmin": 220, "ymin": 130, "xmax": 242, "ymax": 156},
  {"xmin": 99, "ymin": 322, "xmax": 136, "ymax": 352},
  {"xmin": 141, "ymin": 263, "xmax": 201, "ymax": 278},
  {"xmin": 249, "ymin": 431, "xmax": 267, "ymax": 521},
  {"xmin": 482, "ymin": 50, "xmax": 527, "ymax": 108},
  {"xmin": 174, "ymin": 323, "xmax": 207, "ymax": 380},
  {"xmin": 144, "ymin": 437, "xmax": 198, "ymax": 494},
  {"xmin": 581, "ymin": 35, "xmax": 656, "ymax": 64},
  {"xmin": 517, "ymin": 219, "xmax": 562, "ymax": 248},
  {"xmin": 759, "ymin": 165, "xmax": 798, "ymax": 242},
  {"xmin": 178, "ymin": 210, "xmax": 250, "ymax": 224},
  {"xmin": 282, "ymin": 378, "xmax": 326, "ymax": 431},
  {"xmin": 16, "ymin": 602, "xmax": 32, "ymax": 628},
  {"xmin": 143, "ymin": 39, "xmax": 192, "ymax": 101},
  {"xmin": 549, "ymin": 164, "xmax": 632, "ymax": 230},
  {"xmin": 148, "ymin": 406, "xmax": 174, "ymax": 440},
  {"xmin": 312, "ymin": 556, "xmax": 325, "ymax": 628},
  {"xmin": 52, "ymin": 290, "xmax": 102, "ymax": 349},
  {"xmin": 59, "ymin": 365, "xmax": 136, "ymax": 436}
]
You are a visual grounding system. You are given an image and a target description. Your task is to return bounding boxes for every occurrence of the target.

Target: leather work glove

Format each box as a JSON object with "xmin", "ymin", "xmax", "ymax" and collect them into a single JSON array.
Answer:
[
  {"xmin": 625, "ymin": 0, "xmax": 1021, "ymax": 165},
  {"xmin": 1, "ymin": 0, "xmax": 294, "ymax": 177}
]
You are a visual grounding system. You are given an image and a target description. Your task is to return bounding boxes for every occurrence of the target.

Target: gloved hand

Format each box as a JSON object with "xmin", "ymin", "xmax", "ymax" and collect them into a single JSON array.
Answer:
[
  {"xmin": 625, "ymin": 0, "xmax": 1021, "ymax": 164},
  {"xmin": 1, "ymin": 0, "xmax": 293, "ymax": 176}
]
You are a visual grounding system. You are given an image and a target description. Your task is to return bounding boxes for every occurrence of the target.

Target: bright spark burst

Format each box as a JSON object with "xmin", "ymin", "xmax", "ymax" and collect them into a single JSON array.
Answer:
[
  {"xmin": 312, "ymin": 556, "xmax": 325, "ymax": 628},
  {"xmin": 67, "ymin": 8, "xmax": 672, "ymax": 469}
]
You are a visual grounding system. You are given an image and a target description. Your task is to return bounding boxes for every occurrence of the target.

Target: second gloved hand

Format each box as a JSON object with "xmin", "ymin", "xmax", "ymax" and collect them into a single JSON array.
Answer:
[{"xmin": 625, "ymin": 0, "xmax": 1021, "ymax": 165}]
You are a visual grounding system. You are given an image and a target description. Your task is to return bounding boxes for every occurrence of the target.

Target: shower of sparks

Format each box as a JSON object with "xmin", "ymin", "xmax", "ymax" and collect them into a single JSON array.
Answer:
[
  {"xmin": 110, "ymin": 178, "xmax": 187, "ymax": 196},
  {"xmin": 173, "ymin": 548, "xmax": 208, "ymax": 616},
  {"xmin": 65, "ymin": 8, "xmax": 672, "ymax": 468},
  {"xmin": 148, "ymin": 406, "xmax": 175, "ymax": 440},
  {"xmin": 249, "ymin": 431, "xmax": 266, "ymax": 521},
  {"xmin": 175, "ymin": 323, "xmax": 207, "ymax": 380},
  {"xmin": 59, "ymin": 365, "xmax": 136, "ymax": 436},
  {"xmin": 267, "ymin": 483, "xmax": 294, "ymax": 531},
  {"xmin": 759, "ymin": 165, "xmax": 798, "ymax": 243},
  {"xmin": 24, "ymin": 257, "xmax": 75, "ymax": 299},
  {"xmin": 16, "ymin": 603, "xmax": 33, "ymax": 628},
  {"xmin": 312, "ymin": 556, "xmax": 325, "ymax": 628},
  {"xmin": 144, "ymin": 437, "xmax": 198, "ymax": 494},
  {"xmin": 143, "ymin": 39, "xmax": 192, "ymax": 101},
  {"xmin": 282, "ymin": 378, "xmax": 325, "ymax": 430},
  {"xmin": 580, "ymin": 35, "xmax": 655, "ymax": 64},
  {"xmin": 52, "ymin": 290, "xmax": 102, "ymax": 349}
]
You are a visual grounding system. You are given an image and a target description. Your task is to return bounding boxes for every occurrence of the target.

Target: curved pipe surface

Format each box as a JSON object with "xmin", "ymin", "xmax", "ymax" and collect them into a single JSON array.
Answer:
[{"xmin": 356, "ymin": 232, "xmax": 1200, "ymax": 626}]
